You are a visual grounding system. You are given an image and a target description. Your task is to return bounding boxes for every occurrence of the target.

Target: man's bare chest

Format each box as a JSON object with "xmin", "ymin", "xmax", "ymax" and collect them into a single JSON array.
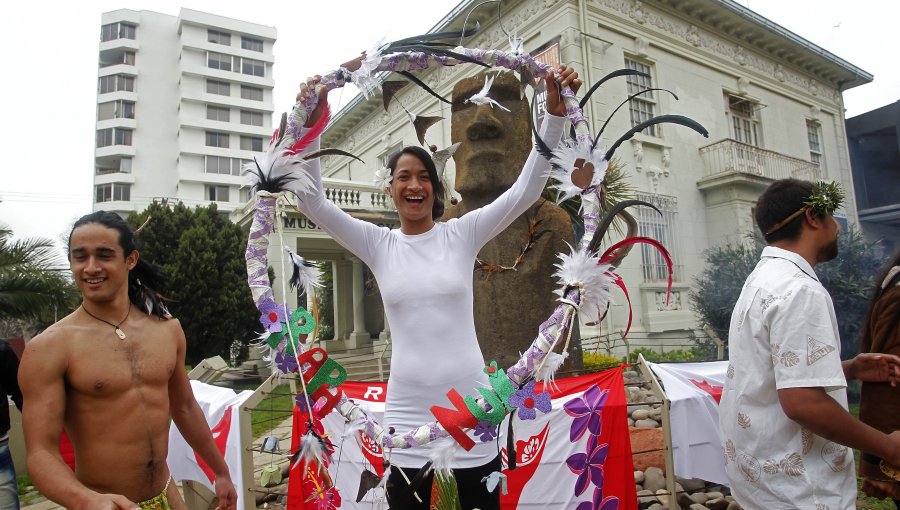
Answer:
[{"xmin": 66, "ymin": 331, "xmax": 176, "ymax": 396}]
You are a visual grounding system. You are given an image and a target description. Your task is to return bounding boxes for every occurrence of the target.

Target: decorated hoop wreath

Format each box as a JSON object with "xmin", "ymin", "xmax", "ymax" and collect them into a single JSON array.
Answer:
[{"xmin": 241, "ymin": 13, "xmax": 709, "ymax": 506}]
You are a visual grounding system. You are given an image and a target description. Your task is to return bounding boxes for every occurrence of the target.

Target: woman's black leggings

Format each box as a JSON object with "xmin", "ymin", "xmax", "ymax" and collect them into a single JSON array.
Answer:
[{"xmin": 385, "ymin": 455, "xmax": 501, "ymax": 510}]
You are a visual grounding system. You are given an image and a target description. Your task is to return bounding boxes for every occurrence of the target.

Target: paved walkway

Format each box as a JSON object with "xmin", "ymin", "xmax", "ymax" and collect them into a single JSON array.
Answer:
[{"xmin": 21, "ymin": 415, "xmax": 296, "ymax": 510}]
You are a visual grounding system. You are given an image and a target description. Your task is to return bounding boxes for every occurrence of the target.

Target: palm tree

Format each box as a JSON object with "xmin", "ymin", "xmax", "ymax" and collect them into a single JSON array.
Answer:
[{"xmin": 0, "ymin": 225, "xmax": 77, "ymax": 323}]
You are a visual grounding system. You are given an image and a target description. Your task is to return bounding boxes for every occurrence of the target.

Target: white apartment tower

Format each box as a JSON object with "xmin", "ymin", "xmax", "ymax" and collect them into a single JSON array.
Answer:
[{"xmin": 93, "ymin": 8, "xmax": 276, "ymax": 215}]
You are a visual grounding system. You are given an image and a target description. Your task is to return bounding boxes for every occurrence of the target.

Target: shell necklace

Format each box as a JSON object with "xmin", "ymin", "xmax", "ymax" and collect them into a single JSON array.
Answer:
[{"xmin": 81, "ymin": 304, "xmax": 131, "ymax": 340}]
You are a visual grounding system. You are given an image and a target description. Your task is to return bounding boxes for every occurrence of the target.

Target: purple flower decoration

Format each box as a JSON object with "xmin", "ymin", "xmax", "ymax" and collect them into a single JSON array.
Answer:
[
  {"xmin": 564, "ymin": 385, "xmax": 609, "ymax": 442},
  {"xmin": 474, "ymin": 420, "xmax": 498, "ymax": 442},
  {"xmin": 507, "ymin": 381, "xmax": 552, "ymax": 421},
  {"xmin": 275, "ymin": 350, "xmax": 298, "ymax": 373},
  {"xmin": 575, "ymin": 488, "xmax": 619, "ymax": 510},
  {"xmin": 258, "ymin": 299, "xmax": 286, "ymax": 333},
  {"xmin": 566, "ymin": 442, "xmax": 609, "ymax": 496}
]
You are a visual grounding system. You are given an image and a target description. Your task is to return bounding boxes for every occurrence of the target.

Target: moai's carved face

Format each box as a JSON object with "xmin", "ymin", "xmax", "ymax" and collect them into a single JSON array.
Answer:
[{"xmin": 450, "ymin": 71, "xmax": 532, "ymax": 197}]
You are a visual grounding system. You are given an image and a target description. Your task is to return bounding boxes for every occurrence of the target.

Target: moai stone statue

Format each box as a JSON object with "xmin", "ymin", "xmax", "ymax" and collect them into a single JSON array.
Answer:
[{"xmin": 443, "ymin": 71, "xmax": 579, "ymax": 369}]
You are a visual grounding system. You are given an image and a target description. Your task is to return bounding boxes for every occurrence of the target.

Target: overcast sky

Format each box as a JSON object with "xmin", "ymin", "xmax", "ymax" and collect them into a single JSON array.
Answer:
[{"xmin": 1, "ymin": 0, "xmax": 897, "ymax": 248}]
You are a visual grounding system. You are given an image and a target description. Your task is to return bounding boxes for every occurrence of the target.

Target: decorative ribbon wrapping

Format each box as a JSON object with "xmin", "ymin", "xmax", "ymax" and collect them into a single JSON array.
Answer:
[{"xmin": 285, "ymin": 46, "xmax": 591, "ymax": 148}]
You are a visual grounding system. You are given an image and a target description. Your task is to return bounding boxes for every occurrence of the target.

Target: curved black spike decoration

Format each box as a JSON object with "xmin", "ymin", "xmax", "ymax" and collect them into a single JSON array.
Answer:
[
  {"xmin": 586, "ymin": 199, "xmax": 662, "ymax": 255},
  {"xmin": 246, "ymin": 159, "xmax": 298, "ymax": 195},
  {"xmin": 301, "ymin": 148, "xmax": 364, "ymax": 164},
  {"xmin": 529, "ymin": 94, "xmax": 556, "ymax": 162},
  {"xmin": 605, "ymin": 115, "xmax": 709, "ymax": 161},
  {"xmin": 386, "ymin": 22, "xmax": 480, "ymax": 50},
  {"xmin": 398, "ymin": 71, "xmax": 451, "ymax": 104},
  {"xmin": 570, "ymin": 68, "xmax": 652, "ymax": 139},
  {"xmin": 578, "ymin": 69, "xmax": 650, "ymax": 109},
  {"xmin": 274, "ymin": 113, "xmax": 288, "ymax": 147},
  {"xmin": 595, "ymin": 88, "xmax": 680, "ymax": 146}
]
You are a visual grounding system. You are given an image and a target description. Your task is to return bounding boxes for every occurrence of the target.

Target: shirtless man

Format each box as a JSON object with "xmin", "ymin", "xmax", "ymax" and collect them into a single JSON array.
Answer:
[{"xmin": 19, "ymin": 211, "xmax": 236, "ymax": 510}]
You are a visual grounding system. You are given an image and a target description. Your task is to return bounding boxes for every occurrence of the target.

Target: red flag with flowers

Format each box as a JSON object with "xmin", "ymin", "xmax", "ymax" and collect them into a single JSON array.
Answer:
[{"xmin": 288, "ymin": 371, "xmax": 635, "ymax": 509}]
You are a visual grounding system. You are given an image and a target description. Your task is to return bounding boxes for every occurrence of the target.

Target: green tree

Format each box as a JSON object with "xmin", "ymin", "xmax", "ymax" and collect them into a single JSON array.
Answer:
[
  {"xmin": 816, "ymin": 228, "xmax": 883, "ymax": 359},
  {"xmin": 0, "ymin": 225, "xmax": 78, "ymax": 326},
  {"xmin": 128, "ymin": 202, "xmax": 258, "ymax": 365},
  {"xmin": 689, "ymin": 240, "xmax": 760, "ymax": 343},
  {"xmin": 690, "ymin": 227, "xmax": 884, "ymax": 360}
]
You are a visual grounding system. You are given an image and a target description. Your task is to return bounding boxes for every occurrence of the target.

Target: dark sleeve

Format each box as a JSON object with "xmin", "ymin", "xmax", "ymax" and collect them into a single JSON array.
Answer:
[
  {"xmin": 866, "ymin": 286, "xmax": 900, "ymax": 356},
  {"xmin": 0, "ymin": 342, "xmax": 22, "ymax": 411}
]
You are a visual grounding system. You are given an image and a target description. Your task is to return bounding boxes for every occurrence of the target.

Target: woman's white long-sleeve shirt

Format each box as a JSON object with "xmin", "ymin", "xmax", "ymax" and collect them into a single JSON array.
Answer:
[{"xmin": 293, "ymin": 114, "xmax": 565, "ymax": 468}]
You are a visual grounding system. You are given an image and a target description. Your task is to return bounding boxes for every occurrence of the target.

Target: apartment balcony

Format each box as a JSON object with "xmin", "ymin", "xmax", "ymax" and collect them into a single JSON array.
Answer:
[
  {"xmin": 99, "ymin": 37, "xmax": 139, "ymax": 53},
  {"xmin": 698, "ymin": 138, "xmax": 822, "ymax": 190},
  {"xmin": 178, "ymin": 114, "xmax": 270, "ymax": 137},
  {"xmin": 94, "ymin": 172, "xmax": 135, "ymax": 185},
  {"xmin": 95, "ymin": 144, "xmax": 136, "ymax": 159},
  {"xmin": 179, "ymin": 90, "xmax": 274, "ymax": 114}
]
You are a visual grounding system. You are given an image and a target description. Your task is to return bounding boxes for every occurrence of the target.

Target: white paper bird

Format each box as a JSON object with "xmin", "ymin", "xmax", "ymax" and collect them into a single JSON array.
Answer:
[
  {"xmin": 481, "ymin": 471, "xmax": 509, "ymax": 495},
  {"xmin": 508, "ymin": 33, "xmax": 525, "ymax": 55},
  {"xmin": 465, "ymin": 75, "xmax": 511, "ymax": 112},
  {"xmin": 349, "ymin": 37, "xmax": 388, "ymax": 98}
]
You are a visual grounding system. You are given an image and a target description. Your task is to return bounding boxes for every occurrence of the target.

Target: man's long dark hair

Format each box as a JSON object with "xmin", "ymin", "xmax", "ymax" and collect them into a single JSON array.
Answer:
[
  {"xmin": 68, "ymin": 211, "xmax": 169, "ymax": 318},
  {"xmin": 861, "ymin": 250, "xmax": 900, "ymax": 352}
]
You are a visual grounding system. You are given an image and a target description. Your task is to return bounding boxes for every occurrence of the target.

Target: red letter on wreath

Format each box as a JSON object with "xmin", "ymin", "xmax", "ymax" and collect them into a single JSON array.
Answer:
[{"xmin": 431, "ymin": 389, "xmax": 477, "ymax": 451}]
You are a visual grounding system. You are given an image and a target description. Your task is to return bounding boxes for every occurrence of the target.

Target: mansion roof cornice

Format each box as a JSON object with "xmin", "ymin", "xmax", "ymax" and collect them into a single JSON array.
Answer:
[
  {"xmin": 324, "ymin": 0, "xmax": 872, "ymax": 146},
  {"xmin": 649, "ymin": 0, "xmax": 871, "ymax": 88}
]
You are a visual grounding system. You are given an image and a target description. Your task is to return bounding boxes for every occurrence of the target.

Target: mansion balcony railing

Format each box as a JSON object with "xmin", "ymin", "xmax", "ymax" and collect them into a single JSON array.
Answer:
[
  {"xmin": 699, "ymin": 139, "xmax": 821, "ymax": 183},
  {"xmin": 231, "ymin": 177, "xmax": 395, "ymax": 229},
  {"xmin": 322, "ymin": 177, "xmax": 393, "ymax": 210}
]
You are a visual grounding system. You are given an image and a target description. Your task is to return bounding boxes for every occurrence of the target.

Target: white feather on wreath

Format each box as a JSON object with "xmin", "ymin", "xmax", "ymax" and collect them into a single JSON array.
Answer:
[
  {"xmin": 554, "ymin": 246, "xmax": 614, "ymax": 323},
  {"xmin": 548, "ymin": 140, "xmax": 609, "ymax": 204}
]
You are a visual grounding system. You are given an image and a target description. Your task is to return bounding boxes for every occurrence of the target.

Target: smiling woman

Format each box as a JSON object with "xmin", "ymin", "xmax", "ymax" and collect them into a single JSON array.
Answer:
[
  {"xmin": 385, "ymin": 146, "xmax": 445, "ymax": 235},
  {"xmin": 288, "ymin": 66, "xmax": 580, "ymax": 510}
]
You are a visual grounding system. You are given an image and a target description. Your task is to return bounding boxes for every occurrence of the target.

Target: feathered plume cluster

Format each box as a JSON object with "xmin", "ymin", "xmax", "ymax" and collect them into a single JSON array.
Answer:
[
  {"xmin": 534, "ymin": 351, "xmax": 569, "ymax": 389},
  {"xmin": 549, "ymin": 141, "xmax": 609, "ymax": 204},
  {"xmin": 285, "ymin": 247, "xmax": 324, "ymax": 296},
  {"xmin": 554, "ymin": 246, "xmax": 614, "ymax": 324},
  {"xmin": 245, "ymin": 104, "xmax": 366, "ymax": 200},
  {"xmin": 291, "ymin": 427, "xmax": 333, "ymax": 473},
  {"xmin": 427, "ymin": 439, "xmax": 460, "ymax": 477},
  {"xmin": 244, "ymin": 106, "xmax": 333, "ymax": 196}
]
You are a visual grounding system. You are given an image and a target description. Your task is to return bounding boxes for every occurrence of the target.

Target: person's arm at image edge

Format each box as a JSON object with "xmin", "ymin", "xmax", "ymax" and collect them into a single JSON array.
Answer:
[{"xmin": 167, "ymin": 321, "xmax": 236, "ymax": 510}]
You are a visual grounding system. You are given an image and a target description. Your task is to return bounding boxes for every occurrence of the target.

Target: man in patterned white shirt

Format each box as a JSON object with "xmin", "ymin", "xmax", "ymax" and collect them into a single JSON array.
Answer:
[{"xmin": 720, "ymin": 178, "xmax": 900, "ymax": 509}]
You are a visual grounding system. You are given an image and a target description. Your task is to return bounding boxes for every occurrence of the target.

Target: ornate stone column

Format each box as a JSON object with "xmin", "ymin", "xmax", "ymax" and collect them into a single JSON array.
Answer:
[
  {"xmin": 348, "ymin": 256, "xmax": 369, "ymax": 348},
  {"xmin": 378, "ymin": 307, "xmax": 391, "ymax": 342}
]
